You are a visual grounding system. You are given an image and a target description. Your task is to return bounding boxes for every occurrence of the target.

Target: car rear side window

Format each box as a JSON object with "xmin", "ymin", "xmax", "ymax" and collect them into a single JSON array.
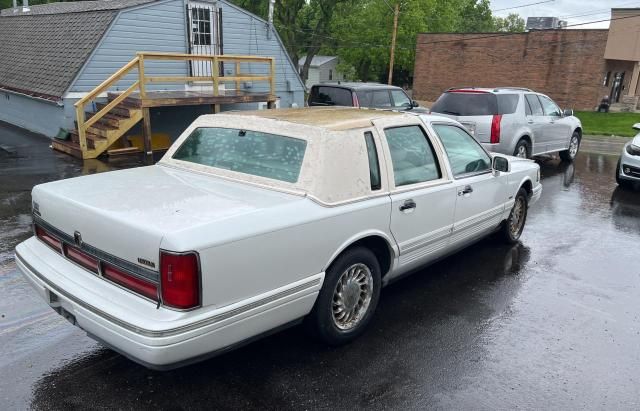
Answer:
[
  {"xmin": 384, "ymin": 126, "xmax": 441, "ymax": 186},
  {"xmin": 173, "ymin": 128, "xmax": 307, "ymax": 183},
  {"xmin": 497, "ymin": 94, "xmax": 519, "ymax": 114},
  {"xmin": 309, "ymin": 86, "xmax": 353, "ymax": 106},
  {"xmin": 525, "ymin": 94, "xmax": 544, "ymax": 116},
  {"xmin": 430, "ymin": 92, "xmax": 498, "ymax": 116},
  {"xmin": 364, "ymin": 131, "xmax": 381, "ymax": 190}
]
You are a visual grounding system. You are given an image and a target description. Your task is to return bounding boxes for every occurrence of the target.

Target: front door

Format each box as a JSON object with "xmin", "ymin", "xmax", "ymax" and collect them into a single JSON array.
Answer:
[
  {"xmin": 187, "ymin": 3, "xmax": 220, "ymax": 77},
  {"xmin": 430, "ymin": 123, "xmax": 508, "ymax": 247},
  {"xmin": 538, "ymin": 95, "xmax": 572, "ymax": 152},
  {"xmin": 373, "ymin": 118, "xmax": 458, "ymax": 274}
]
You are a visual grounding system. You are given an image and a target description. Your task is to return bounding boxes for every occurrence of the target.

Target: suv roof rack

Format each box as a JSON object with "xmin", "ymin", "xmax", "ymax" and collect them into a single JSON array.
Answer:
[{"xmin": 492, "ymin": 87, "xmax": 533, "ymax": 92}]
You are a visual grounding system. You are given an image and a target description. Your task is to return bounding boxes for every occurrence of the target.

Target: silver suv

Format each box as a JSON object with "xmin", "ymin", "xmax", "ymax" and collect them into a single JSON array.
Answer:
[{"xmin": 430, "ymin": 87, "xmax": 582, "ymax": 161}]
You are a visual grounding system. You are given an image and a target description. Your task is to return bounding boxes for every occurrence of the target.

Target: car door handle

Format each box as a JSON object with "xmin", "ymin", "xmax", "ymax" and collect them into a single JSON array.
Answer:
[
  {"xmin": 458, "ymin": 185, "xmax": 473, "ymax": 196},
  {"xmin": 527, "ymin": 120, "xmax": 534, "ymax": 124},
  {"xmin": 399, "ymin": 199, "xmax": 417, "ymax": 212}
]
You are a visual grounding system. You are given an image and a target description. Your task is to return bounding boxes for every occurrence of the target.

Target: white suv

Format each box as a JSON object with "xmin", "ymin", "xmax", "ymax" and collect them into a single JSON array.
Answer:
[{"xmin": 430, "ymin": 87, "xmax": 583, "ymax": 161}]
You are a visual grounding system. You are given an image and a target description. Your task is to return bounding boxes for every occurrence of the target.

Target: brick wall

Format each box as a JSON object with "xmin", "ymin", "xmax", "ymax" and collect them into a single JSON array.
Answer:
[{"xmin": 413, "ymin": 30, "xmax": 609, "ymax": 110}]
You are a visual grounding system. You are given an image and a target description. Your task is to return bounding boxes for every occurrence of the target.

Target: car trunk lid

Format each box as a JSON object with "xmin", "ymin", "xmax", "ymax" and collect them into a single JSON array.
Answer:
[{"xmin": 32, "ymin": 165, "xmax": 302, "ymax": 272}]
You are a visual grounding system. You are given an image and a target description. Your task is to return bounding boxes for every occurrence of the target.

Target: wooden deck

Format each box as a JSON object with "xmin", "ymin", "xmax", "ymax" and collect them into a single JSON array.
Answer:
[
  {"xmin": 57, "ymin": 53, "xmax": 279, "ymax": 160},
  {"xmin": 113, "ymin": 89, "xmax": 276, "ymax": 108}
]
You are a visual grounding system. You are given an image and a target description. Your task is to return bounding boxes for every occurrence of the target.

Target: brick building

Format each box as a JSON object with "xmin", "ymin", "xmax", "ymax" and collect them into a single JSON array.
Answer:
[{"xmin": 413, "ymin": 8, "xmax": 640, "ymax": 111}]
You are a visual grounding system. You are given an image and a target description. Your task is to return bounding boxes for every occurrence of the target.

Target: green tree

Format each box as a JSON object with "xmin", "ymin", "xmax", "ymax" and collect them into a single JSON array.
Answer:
[
  {"xmin": 327, "ymin": 0, "xmax": 498, "ymax": 85},
  {"xmin": 230, "ymin": 0, "xmax": 351, "ymax": 82},
  {"xmin": 493, "ymin": 13, "xmax": 526, "ymax": 32}
]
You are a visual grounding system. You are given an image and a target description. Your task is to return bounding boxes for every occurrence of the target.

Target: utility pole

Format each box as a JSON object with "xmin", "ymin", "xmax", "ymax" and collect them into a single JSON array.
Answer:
[{"xmin": 388, "ymin": 2, "xmax": 399, "ymax": 85}]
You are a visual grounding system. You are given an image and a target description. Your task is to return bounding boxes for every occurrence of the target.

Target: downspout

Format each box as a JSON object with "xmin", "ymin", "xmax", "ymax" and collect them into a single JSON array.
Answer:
[
  {"xmin": 267, "ymin": 0, "xmax": 275, "ymax": 39},
  {"xmin": 22, "ymin": 0, "xmax": 29, "ymax": 13}
]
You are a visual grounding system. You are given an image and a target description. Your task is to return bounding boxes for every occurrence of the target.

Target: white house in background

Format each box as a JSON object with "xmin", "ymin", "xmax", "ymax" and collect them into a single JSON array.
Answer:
[{"xmin": 298, "ymin": 56, "xmax": 344, "ymax": 89}]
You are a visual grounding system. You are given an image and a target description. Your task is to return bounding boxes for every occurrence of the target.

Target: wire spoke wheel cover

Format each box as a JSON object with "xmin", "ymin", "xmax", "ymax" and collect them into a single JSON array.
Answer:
[
  {"xmin": 509, "ymin": 196, "xmax": 526, "ymax": 237},
  {"xmin": 331, "ymin": 263, "xmax": 374, "ymax": 331},
  {"xmin": 569, "ymin": 135, "xmax": 579, "ymax": 157}
]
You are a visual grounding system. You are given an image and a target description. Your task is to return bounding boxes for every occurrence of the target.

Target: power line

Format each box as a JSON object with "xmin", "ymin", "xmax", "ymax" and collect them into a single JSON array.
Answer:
[
  {"xmin": 417, "ymin": 12, "xmax": 640, "ymax": 46},
  {"xmin": 491, "ymin": 0, "xmax": 555, "ymax": 13}
]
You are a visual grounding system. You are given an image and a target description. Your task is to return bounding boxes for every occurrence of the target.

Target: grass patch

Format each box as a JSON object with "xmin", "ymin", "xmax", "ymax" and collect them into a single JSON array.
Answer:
[{"xmin": 575, "ymin": 111, "xmax": 640, "ymax": 137}]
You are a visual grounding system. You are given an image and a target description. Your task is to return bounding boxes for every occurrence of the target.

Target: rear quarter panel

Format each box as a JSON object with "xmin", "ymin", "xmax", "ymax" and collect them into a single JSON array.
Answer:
[{"xmin": 161, "ymin": 197, "xmax": 394, "ymax": 309}]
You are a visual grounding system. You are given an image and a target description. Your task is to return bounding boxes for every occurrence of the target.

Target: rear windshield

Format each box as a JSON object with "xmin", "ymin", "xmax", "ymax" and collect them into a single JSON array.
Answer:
[
  {"xmin": 431, "ymin": 92, "xmax": 498, "ymax": 116},
  {"xmin": 431, "ymin": 92, "xmax": 519, "ymax": 116},
  {"xmin": 173, "ymin": 128, "xmax": 307, "ymax": 183},
  {"xmin": 308, "ymin": 86, "xmax": 353, "ymax": 106}
]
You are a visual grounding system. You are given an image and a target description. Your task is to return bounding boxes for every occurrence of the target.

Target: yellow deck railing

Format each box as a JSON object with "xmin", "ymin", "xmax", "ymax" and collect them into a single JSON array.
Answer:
[{"xmin": 74, "ymin": 52, "xmax": 276, "ymax": 153}]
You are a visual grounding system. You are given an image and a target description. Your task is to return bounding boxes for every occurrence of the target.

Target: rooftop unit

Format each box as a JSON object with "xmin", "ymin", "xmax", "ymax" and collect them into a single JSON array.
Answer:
[{"xmin": 526, "ymin": 17, "xmax": 567, "ymax": 30}]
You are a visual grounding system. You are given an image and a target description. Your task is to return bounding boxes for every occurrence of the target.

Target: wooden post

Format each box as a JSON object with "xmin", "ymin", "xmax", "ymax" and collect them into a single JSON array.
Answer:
[
  {"xmin": 212, "ymin": 56, "xmax": 219, "ymax": 96},
  {"xmin": 235, "ymin": 61, "xmax": 241, "ymax": 92},
  {"xmin": 138, "ymin": 54, "xmax": 146, "ymax": 98},
  {"xmin": 142, "ymin": 107, "xmax": 153, "ymax": 164},
  {"xmin": 76, "ymin": 105, "xmax": 87, "ymax": 154},
  {"xmin": 388, "ymin": 3, "xmax": 399, "ymax": 85}
]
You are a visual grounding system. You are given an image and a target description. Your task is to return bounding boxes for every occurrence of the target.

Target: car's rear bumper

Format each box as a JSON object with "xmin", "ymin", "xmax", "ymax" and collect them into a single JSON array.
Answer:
[{"xmin": 15, "ymin": 237, "xmax": 322, "ymax": 369}]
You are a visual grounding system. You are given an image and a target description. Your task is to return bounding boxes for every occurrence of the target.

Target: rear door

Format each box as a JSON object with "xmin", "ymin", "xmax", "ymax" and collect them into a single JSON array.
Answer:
[
  {"xmin": 373, "ymin": 117, "xmax": 457, "ymax": 273},
  {"xmin": 524, "ymin": 94, "xmax": 546, "ymax": 154},
  {"xmin": 538, "ymin": 94, "xmax": 572, "ymax": 152},
  {"xmin": 429, "ymin": 123, "xmax": 509, "ymax": 247},
  {"xmin": 356, "ymin": 89, "xmax": 393, "ymax": 109}
]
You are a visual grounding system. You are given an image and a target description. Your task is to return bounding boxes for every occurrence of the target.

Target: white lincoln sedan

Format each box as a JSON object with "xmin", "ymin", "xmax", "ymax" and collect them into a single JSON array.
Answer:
[{"xmin": 15, "ymin": 108, "xmax": 541, "ymax": 369}]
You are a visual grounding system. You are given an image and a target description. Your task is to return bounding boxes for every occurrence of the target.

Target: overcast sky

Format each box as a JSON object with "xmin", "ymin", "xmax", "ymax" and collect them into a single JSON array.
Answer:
[{"xmin": 490, "ymin": 0, "xmax": 640, "ymax": 29}]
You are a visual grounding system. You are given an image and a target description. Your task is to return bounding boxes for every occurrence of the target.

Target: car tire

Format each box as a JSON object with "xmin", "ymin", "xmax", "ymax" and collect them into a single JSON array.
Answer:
[
  {"xmin": 500, "ymin": 188, "xmax": 528, "ymax": 244},
  {"xmin": 306, "ymin": 247, "xmax": 381, "ymax": 346},
  {"xmin": 559, "ymin": 131, "xmax": 581, "ymax": 162},
  {"xmin": 513, "ymin": 139, "xmax": 531, "ymax": 159}
]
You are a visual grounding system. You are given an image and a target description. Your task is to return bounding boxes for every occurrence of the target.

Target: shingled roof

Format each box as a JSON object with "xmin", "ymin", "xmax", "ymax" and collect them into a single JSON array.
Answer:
[{"xmin": 0, "ymin": 0, "xmax": 156, "ymax": 100}]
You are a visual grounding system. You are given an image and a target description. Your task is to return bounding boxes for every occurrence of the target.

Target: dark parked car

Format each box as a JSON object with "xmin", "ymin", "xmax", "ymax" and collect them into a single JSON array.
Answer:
[{"xmin": 307, "ymin": 82, "xmax": 427, "ymax": 112}]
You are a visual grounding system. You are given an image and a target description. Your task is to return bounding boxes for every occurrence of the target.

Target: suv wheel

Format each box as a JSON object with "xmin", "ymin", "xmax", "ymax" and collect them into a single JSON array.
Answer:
[
  {"xmin": 514, "ymin": 139, "xmax": 530, "ymax": 159},
  {"xmin": 559, "ymin": 131, "xmax": 580, "ymax": 162}
]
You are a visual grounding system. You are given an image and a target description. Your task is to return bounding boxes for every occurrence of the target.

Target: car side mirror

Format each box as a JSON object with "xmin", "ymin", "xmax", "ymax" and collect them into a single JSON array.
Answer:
[
  {"xmin": 632, "ymin": 123, "xmax": 640, "ymax": 131},
  {"xmin": 492, "ymin": 156, "xmax": 510, "ymax": 174},
  {"xmin": 563, "ymin": 108, "xmax": 574, "ymax": 117},
  {"xmin": 411, "ymin": 100, "xmax": 419, "ymax": 108}
]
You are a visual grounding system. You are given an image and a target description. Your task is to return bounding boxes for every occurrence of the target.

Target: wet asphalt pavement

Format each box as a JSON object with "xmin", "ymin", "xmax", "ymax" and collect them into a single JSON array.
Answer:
[{"xmin": 1, "ymin": 121, "xmax": 640, "ymax": 410}]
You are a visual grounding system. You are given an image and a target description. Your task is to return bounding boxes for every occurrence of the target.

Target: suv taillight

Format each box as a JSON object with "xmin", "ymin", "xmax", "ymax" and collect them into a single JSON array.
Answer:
[
  {"xmin": 491, "ymin": 114, "xmax": 502, "ymax": 144},
  {"xmin": 160, "ymin": 251, "xmax": 200, "ymax": 309},
  {"xmin": 352, "ymin": 92, "xmax": 360, "ymax": 108}
]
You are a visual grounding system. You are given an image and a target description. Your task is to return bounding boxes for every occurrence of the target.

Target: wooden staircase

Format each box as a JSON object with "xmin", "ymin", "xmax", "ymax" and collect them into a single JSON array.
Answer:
[
  {"xmin": 51, "ymin": 52, "xmax": 278, "ymax": 160},
  {"xmin": 52, "ymin": 97, "xmax": 143, "ymax": 159}
]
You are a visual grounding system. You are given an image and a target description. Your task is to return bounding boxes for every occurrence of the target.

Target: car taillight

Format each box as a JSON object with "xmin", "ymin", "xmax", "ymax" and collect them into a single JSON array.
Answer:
[
  {"xmin": 160, "ymin": 251, "xmax": 200, "ymax": 309},
  {"xmin": 35, "ymin": 225, "xmax": 62, "ymax": 253},
  {"xmin": 65, "ymin": 244, "xmax": 99, "ymax": 274},
  {"xmin": 491, "ymin": 114, "xmax": 502, "ymax": 144},
  {"xmin": 103, "ymin": 263, "xmax": 158, "ymax": 301},
  {"xmin": 352, "ymin": 92, "xmax": 360, "ymax": 107}
]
